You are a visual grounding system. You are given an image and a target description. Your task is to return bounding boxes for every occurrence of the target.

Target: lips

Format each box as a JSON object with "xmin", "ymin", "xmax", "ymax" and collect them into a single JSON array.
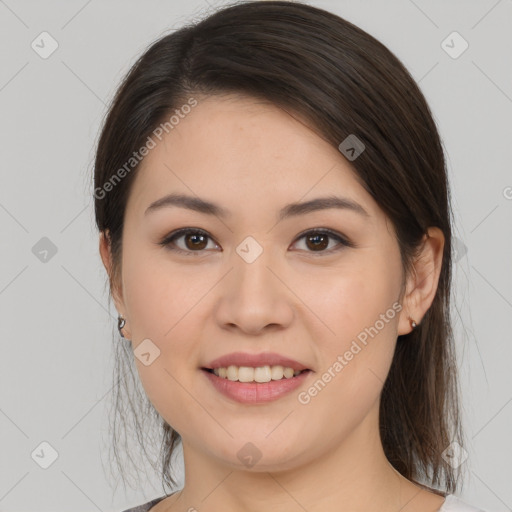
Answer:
[
  {"xmin": 203, "ymin": 351, "xmax": 311, "ymax": 372},
  {"xmin": 202, "ymin": 365, "xmax": 312, "ymax": 403}
]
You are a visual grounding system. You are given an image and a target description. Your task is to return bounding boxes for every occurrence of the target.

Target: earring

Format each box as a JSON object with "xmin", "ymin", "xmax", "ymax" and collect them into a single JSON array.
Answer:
[
  {"xmin": 118, "ymin": 315, "xmax": 126, "ymax": 338},
  {"xmin": 409, "ymin": 316, "xmax": 418, "ymax": 329}
]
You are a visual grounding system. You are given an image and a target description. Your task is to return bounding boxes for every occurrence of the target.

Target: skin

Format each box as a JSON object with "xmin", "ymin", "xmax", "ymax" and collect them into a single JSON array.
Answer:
[{"xmin": 100, "ymin": 94, "xmax": 446, "ymax": 512}]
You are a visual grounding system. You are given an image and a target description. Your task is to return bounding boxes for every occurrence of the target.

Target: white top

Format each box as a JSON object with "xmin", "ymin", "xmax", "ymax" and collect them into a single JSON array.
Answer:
[{"xmin": 440, "ymin": 495, "xmax": 486, "ymax": 511}]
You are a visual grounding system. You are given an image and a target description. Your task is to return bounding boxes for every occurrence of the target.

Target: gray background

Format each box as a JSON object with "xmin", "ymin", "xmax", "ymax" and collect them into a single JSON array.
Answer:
[{"xmin": 0, "ymin": 0, "xmax": 511, "ymax": 510}]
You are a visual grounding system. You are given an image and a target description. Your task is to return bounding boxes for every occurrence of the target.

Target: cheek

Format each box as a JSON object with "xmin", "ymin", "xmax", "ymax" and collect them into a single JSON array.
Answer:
[
  {"xmin": 121, "ymin": 245, "xmax": 208, "ymax": 412},
  {"xmin": 303, "ymin": 295, "xmax": 398, "ymax": 437},
  {"xmin": 313, "ymin": 258, "xmax": 400, "ymax": 345},
  {"xmin": 303, "ymin": 256, "xmax": 400, "ymax": 413},
  {"xmin": 122, "ymin": 243, "xmax": 191, "ymax": 340}
]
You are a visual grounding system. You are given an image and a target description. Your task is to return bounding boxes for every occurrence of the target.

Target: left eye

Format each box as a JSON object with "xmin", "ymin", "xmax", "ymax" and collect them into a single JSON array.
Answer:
[
  {"xmin": 293, "ymin": 229, "xmax": 351, "ymax": 253},
  {"xmin": 159, "ymin": 228, "xmax": 352, "ymax": 256}
]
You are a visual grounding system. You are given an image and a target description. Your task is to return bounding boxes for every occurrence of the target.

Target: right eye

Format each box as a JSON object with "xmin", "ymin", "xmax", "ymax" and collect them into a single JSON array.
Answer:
[{"xmin": 159, "ymin": 228, "xmax": 220, "ymax": 256}]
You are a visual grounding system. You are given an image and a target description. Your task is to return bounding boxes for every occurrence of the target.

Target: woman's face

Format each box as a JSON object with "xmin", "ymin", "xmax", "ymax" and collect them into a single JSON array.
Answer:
[{"xmin": 103, "ymin": 94, "xmax": 412, "ymax": 471}]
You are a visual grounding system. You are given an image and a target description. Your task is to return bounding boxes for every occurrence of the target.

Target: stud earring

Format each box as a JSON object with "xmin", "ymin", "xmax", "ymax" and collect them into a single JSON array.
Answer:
[
  {"xmin": 409, "ymin": 316, "xmax": 418, "ymax": 329},
  {"xmin": 118, "ymin": 315, "xmax": 126, "ymax": 338}
]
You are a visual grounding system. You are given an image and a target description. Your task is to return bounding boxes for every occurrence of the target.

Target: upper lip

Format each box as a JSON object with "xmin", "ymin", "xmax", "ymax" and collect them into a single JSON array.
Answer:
[{"xmin": 203, "ymin": 352, "xmax": 311, "ymax": 371}]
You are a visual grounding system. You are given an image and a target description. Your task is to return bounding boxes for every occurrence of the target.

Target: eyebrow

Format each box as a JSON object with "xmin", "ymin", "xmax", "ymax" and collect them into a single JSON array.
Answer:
[{"xmin": 144, "ymin": 193, "xmax": 370, "ymax": 221}]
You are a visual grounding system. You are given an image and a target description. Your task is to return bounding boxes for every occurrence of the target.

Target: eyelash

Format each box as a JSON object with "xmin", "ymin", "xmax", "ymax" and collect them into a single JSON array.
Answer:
[{"xmin": 158, "ymin": 227, "xmax": 355, "ymax": 257}]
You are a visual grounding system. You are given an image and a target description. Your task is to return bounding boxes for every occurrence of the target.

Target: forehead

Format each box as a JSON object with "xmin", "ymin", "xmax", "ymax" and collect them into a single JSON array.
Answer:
[{"xmin": 127, "ymin": 94, "xmax": 379, "ymax": 221}]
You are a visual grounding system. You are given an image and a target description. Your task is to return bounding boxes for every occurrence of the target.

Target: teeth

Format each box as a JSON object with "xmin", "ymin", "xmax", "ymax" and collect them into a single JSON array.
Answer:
[{"xmin": 211, "ymin": 365, "xmax": 304, "ymax": 382}]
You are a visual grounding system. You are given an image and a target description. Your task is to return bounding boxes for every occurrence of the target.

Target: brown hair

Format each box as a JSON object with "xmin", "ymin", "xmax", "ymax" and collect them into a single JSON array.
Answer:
[{"xmin": 94, "ymin": 0, "xmax": 463, "ymax": 495}]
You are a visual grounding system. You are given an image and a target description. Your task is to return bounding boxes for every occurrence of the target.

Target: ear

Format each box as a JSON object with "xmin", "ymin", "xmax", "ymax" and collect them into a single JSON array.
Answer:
[
  {"xmin": 397, "ymin": 227, "xmax": 445, "ymax": 336},
  {"xmin": 99, "ymin": 231, "xmax": 126, "ymax": 323}
]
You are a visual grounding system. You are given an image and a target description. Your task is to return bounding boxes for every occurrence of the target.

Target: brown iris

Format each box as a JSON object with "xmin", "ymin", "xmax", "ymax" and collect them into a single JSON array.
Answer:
[
  {"xmin": 305, "ymin": 232, "xmax": 329, "ymax": 251},
  {"xmin": 184, "ymin": 232, "xmax": 208, "ymax": 250}
]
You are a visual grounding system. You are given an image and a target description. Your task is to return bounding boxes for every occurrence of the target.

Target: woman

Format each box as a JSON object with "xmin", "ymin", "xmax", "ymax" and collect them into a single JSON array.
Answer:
[{"xmin": 94, "ymin": 1, "xmax": 487, "ymax": 511}]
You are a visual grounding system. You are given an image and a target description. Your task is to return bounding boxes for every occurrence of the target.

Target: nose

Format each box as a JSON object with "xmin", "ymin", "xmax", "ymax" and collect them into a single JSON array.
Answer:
[{"xmin": 213, "ymin": 246, "xmax": 294, "ymax": 335}]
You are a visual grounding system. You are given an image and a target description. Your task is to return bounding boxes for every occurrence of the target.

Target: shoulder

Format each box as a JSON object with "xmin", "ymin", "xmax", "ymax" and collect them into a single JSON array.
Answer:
[
  {"xmin": 440, "ymin": 494, "xmax": 488, "ymax": 512},
  {"xmin": 120, "ymin": 496, "xmax": 167, "ymax": 512}
]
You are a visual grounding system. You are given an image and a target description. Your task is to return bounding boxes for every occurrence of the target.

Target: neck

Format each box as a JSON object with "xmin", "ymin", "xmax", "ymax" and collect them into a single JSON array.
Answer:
[{"xmin": 173, "ymin": 403, "xmax": 439, "ymax": 512}]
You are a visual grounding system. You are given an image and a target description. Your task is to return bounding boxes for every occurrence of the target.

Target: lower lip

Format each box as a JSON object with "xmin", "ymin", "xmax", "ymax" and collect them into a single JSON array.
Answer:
[{"xmin": 201, "ymin": 368, "xmax": 312, "ymax": 403}]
